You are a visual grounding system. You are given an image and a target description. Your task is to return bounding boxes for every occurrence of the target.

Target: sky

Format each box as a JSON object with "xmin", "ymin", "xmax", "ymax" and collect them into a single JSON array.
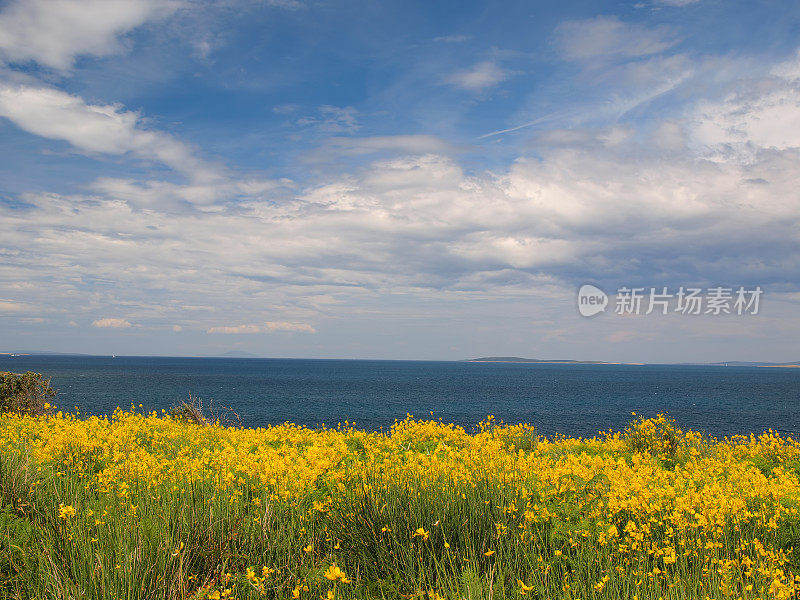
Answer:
[{"xmin": 1, "ymin": 0, "xmax": 799, "ymax": 362}]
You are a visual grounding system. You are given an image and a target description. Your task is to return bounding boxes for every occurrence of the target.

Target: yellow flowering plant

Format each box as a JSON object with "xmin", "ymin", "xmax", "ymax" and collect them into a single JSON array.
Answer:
[{"xmin": 0, "ymin": 408, "xmax": 798, "ymax": 599}]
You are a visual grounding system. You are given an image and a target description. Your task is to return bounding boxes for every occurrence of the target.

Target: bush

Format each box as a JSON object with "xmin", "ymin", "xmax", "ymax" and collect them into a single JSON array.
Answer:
[
  {"xmin": 168, "ymin": 395, "xmax": 245, "ymax": 428},
  {"xmin": 0, "ymin": 372, "xmax": 56, "ymax": 417},
  {"xmin": 496, "ymin": 423, "xmax": 539, "ymax": 452},
  {"xmin": 169, "ymin": 396, "xmax": 209, "ymax": 426},
  {"xmin": 622, "ymin": 413, "xmax": 681, "ymax": 459}
]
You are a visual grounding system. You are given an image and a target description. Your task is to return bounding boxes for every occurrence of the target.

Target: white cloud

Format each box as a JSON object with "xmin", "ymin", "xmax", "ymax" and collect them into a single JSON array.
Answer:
[
  {"xmin": 0, "ymin": 82, "xmax": 217, "ymax": 184},
  {"xmin": 446, "ymin": 61, "xmax": 507, "ymax": 91},
  {"xmin": 2, "ymin": 130, "xmax": 799, "ymax": 340},
  {"xmin": 296, "ymin": 105, "xmax": 359, "ymax": 133},
  {"xmin": 4, "ymin": 132, "xmax": 797, "ymax": 321},
  {"xmin": 92, "ymin": 318, "xmax": 133, "ymax": 328},
  {"xmin": 693, "ymin": 86, "xmax": 800, "ymax": 152},
  {"xmin": 556, "ymin": 16, "xmax": 678, "ymax": 62},
  {"xmin": 652, "ymin": 121, "xmax": 686, "ymax": 151},
  {"xmin": 207, "ymin": 322, "xmax": 316, "ymax": 334},
  {"xmin": 90, "ymin": 175, "xmax": 283, "ymax": 209},
  {"xmin": 3, "ymin": 38, "xmax": 800, "ymax": 348},
  {"xmin": 0, "ymin": 0, "xmax": 180, "ymax": 70}
]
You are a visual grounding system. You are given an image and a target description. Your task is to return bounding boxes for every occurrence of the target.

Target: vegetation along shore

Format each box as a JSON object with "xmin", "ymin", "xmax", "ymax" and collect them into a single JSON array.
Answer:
[{"xmin": 0, "ymin": 372, "xmax": 799, "ymax": 599}]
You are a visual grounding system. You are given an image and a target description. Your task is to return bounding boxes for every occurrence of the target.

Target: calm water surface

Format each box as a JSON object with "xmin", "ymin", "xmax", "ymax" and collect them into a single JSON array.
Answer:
[{"xmin": 1, "ymin": 355, "xmax": 798, "ymax": 438}]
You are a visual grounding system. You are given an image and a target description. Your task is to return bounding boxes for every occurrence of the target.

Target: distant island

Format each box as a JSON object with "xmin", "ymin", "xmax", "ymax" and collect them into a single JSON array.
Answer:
[
  {"xmin": 1, "ymin": 352, "xmax": 796, "ymax": 366},
  {"xmin": 464, "ymin": 356, "xmax": 625, "ymax": 365},
  {"xmin": 706, "ymin": 361, "xmax": 800, "ymax": 368},
  {"xmin": 465, "ymin": 357, "xmax": 800, "ymax": 367}
]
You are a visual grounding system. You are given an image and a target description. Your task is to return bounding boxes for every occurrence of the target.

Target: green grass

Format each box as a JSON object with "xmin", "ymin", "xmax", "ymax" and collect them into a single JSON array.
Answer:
[{"xmin": 0, "ymin": 413, "xmax": 798, "ymax": 600}]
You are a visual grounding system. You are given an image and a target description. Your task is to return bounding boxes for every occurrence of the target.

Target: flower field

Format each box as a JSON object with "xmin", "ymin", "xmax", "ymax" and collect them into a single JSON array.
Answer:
[{"xmin": 0, "ymin": 409, "xmax": 799, "ymax": 600}]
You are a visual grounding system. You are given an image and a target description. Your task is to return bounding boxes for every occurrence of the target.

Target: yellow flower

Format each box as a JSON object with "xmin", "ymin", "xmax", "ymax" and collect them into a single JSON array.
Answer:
[
  {"xmin": 413, "ymin": 527, "xmax": 430, "ymax": 541},
  {"xmin": 517, "ymin": 580, "xmax": 535, "ymax": 595},
  {"xmin": 303, "ymin": 544, "xmax": 313, "ymax": 553},
  {"xmin": 323, "ymin": 564, "xmax": 351, "ymax": 583},
  {"xmin": 484, "ymin": 549, "xmax": 495, "ymax": 556},
  {"xmin": 58, "ymin": 503, "xmax": 76, "ymax": 519}
]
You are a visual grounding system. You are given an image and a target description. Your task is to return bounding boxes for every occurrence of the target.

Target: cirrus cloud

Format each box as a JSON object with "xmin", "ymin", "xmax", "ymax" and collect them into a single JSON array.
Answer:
[
  {"xmin": 446, "ymin": 61, "xmax": 507, "ymax": 91},
  {"xmin": 555, "ymin": 16, "xmax": 678, "ymax": 62}
]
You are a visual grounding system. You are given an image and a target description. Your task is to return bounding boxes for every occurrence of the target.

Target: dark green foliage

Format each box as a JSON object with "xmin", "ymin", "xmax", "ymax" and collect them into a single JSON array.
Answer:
[
  {"xmin": 0, "ymin": 371, "xmax": 56, "ymax": 417},
  {"xmin": 0, "ymin": 505, "xmax": 44, "ymax": 599}
]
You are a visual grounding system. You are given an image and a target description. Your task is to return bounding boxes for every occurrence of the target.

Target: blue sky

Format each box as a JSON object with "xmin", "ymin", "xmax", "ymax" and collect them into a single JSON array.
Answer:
[{"xmin": 1, "ymin": 0, "xmax": 800, "ymax": 362}]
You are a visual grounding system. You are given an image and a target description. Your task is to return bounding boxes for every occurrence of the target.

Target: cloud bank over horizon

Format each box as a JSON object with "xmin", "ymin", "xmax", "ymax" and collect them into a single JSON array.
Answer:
[{"xmin": 1, "ymin": 0, "xmax": 799, "ymax": 362}]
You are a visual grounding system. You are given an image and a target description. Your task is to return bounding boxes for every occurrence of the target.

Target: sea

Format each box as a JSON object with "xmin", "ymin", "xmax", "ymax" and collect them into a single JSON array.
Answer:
[{"xmin": 1, "ymin": 355, "xmax": 798, "ymax": 438}]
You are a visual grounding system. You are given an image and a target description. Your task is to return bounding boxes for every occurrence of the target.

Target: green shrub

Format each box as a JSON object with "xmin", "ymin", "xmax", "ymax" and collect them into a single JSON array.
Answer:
[
  {"xmin": 622, "ymin": 413, "xmax": 680, "ymax": 460},
  {"xmin": 0, "ymin": 372, "xmax": 56, "ymax": 417}
]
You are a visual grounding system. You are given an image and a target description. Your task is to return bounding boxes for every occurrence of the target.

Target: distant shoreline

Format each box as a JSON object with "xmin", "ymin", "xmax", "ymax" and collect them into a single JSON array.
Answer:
[
  {"xmin": 464, "ymin": 357, "xmax": 800, "ymax": 367},
  {"xmin": 1, "ymin": 353, "xmax": 798, "ymax": 367},
  {"xmin": 465, "ymin": 359, "xmax": 645, "ymax": 365}
]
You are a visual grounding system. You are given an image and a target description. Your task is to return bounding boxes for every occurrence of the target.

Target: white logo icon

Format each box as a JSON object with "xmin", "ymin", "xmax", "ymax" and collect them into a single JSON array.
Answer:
[{"xmin": 577, "ymin": 284, "xmax": 608, "ymax": 317}]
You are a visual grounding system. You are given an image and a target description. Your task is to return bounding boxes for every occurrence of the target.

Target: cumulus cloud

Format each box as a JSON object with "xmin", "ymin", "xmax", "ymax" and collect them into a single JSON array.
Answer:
[
  {"xmin": 446, "ymin": 61, "xmax": 507, "ymax": 91},
  {"xmin": 0, "ymin": 82, "xmax": 214, "ymax": 181},
  {"xmin": 4, "ymin": 123, "xmax": 799, "ymax": 336},
  {"xmin": 556, "ymin": 16, "xmax": 678, "ymax": 62},
  {"xmin": 0, "ymin": 0, "xmax": 180, "ymax": 70},
  {"xmin": 693, "ymin": 87, "xmax": 800, "ymax": 152},
  {"xmin": 207, "ymin": 322, "xmax": 316, "ymax": 334},
  {"xmin": 92, "ymin": 318, "xmax": 133, "ymax": 329},
  {"xmin": 2, "ymin": 28, "xmax": 800, "ymax": 346}
]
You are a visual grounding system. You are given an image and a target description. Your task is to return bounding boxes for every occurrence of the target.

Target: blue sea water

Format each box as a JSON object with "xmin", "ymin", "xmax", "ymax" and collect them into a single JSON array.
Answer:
[{"xmin": 1, "ymin": 355, "xmax": 798, "ymax": 438}]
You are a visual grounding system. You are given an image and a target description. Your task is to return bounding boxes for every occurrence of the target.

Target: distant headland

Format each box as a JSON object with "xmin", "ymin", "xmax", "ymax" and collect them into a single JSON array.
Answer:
[
  {"xmin": 463, "ymin": 356, "xmax": 630, "ymax": 365},
  {"xmin": 463, "ymin": 357, "xmax": 800, "ymax": 367}
]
